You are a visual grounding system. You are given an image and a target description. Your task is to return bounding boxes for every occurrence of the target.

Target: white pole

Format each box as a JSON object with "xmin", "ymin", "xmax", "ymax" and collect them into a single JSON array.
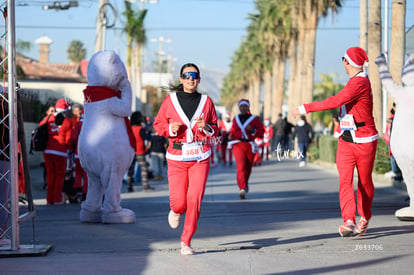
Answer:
[{"xmin": 382, "ymin": 0, "xmax": 389, "ymax": 133}]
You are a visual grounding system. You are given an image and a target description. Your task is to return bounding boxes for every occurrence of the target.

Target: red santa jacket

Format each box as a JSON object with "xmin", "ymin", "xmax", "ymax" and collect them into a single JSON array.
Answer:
[
  {"xmin": 299, "ymin": 72, "xmax": 378, "ymax": 143},
  {"xmin": 42, "ymin": 114, "xmax": 72, "ymax": 157},
  {"xmin": 228, "ymin": 114, "xmax": 265, "ymax": 152},
  {"xmin": 153, "ymin": 93, "xmax": 219, "ymax": 161},
  {"xmin": 264, "ymin": 125, "xmax": 273, "ymax": 145}
]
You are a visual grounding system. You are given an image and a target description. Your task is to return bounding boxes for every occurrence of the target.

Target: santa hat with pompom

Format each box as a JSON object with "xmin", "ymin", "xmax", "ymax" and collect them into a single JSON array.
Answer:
[
  {"xmin": 55, "ymin": 98, "xmax": 71, "ymax": 113},
  {"xmin": 343, "ymin": 47, "xmax": 369, "ymax": 68}
]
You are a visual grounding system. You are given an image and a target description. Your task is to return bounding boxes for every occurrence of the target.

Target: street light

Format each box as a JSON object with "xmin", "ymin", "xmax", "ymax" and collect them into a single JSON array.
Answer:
[{"xmin": 42, "ymin": 1, "xmax": 78, "ymax": 10}]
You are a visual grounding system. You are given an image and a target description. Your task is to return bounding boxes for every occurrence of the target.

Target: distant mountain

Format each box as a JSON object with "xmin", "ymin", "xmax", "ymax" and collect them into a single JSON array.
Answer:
[{"xmin": 197, "ymin": 66, "xmax": 226, "ymax": 103}]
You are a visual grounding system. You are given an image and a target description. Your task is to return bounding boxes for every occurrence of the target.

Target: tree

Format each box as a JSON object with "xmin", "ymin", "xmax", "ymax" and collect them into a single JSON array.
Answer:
[
  {"xmin": 16, "ymin": 40, "xmax": 31, "ymax": 54},
  {"xmin": 123, "ymin": 0, "xmax": 148, "ymax": 109},
  {"xmin": 67, "ymin": 40, "xmax": 86, "ymax": 63},
  {"xmin": 367, "ymin": 0, "xmax": 382, "ymax": 134},
  {"xmin": 312, "ymin": 73, "xmax": 344, "ymax": 126}
]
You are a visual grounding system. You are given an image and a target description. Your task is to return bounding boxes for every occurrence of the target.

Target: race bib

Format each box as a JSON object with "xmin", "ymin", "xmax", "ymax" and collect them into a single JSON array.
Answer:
[
  {"xmin": 182, "ymin": 142, "xmax": 204, "ymax": 161},
  {"xmin": 340, "ymin": 114, "xmax": 357, "ymax": 131}
]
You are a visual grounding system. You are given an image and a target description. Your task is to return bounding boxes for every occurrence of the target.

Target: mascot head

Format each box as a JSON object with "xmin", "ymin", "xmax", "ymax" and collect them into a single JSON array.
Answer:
[
  {"xmin": 87, "ymin": 50, "xmax": 127, "ymax": 90},
  {"xmin": 402, "ymin": 54, "xmax": 414, "ymax": 87}
]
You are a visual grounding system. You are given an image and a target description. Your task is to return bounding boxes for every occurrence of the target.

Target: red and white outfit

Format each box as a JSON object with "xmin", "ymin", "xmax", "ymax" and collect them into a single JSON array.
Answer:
[
  {"xmin": 298, "ymin": 71, "xmax": 378, "ymax": 223},
  {"xmin": 153, "ymin": 92, "xmax": 218, "ymax": 247},
  {"xmin": 218, "ymin": 115, "xmax": 233, "ymax": 165},
  {"xmin": 228, "ymin": 114, "xmax": 264, "ymax": 192},
  {"xmin": 42, "ymin": 100, "xmax": 73, "ymax": 204},
  {"xmin": 263, "ymin": 119, "xmax": 273, "ymax": 161},
  {"xmin": 68, "ymin": 116, "xmax": 88, "ymax": 196}
]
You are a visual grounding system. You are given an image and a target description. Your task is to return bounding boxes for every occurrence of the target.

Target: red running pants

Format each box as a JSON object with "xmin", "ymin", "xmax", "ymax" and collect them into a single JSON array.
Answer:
[
  {"xmin": 336, "ymin": 138, "xmax": 377, "ymax": 222},
  {"xmin": 232, "ymin": 142, "xmax": 254, "ymax": 190},
  {"xmin": 167, "ymin": 158, "xmax": 210, "ymax": 246}
]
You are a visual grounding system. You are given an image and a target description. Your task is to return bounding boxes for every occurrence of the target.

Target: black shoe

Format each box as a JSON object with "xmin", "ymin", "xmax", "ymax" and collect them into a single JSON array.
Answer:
[
  {"xmin": 128, "ymin": 186, "xmax": 134, "ymax": 193},
  {"xmin": 143, "ymin": 185, "xmax": 155, "ymax": 192}
]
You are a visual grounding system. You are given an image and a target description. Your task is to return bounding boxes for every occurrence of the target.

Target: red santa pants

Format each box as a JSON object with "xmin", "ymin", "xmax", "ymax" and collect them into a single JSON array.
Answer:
[
  {"xmin": 336, "ymin": 138, "xmax": 377, "ymax": 222},
  {"xmin": 73, "ymin": 158, "xmax": 88, "ymax": 194},
  {"xmin": 167, "ymin": 158, "xmax": 210, "ymax": 246},
  {"xmin": 221, "ymin": 144, "xmax": 233, "ymax": 164},
  {"xmin": 232, "ymin": 141, "xmax": 254, "ymax": 190},
  {"xmin": 44, "ymin": 153, "xmax": 66, "ymax": 204}
]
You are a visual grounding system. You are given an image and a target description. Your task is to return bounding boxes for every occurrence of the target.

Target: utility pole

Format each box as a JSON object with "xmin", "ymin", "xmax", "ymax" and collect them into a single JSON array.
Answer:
[
  {"xmin": 151, "ymin": 36, "xmax": 172, "ymax": 99},
  {"xmin": 95, "ymin": 0, "xmax": 108, "ymax": 52}
]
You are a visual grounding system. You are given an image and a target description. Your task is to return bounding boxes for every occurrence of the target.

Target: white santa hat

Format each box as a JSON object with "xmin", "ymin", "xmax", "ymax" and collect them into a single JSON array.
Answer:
[
  {"xmin": 402, "ymin": 53, "xmax": 414, "ymax": 87},
  {"xmin": 343, "ymin": 47, "xmax": 369, "ymax": 68},
  {"xmin": 55, "ymin": 98, "xmax": 71, "ymax": 113}
]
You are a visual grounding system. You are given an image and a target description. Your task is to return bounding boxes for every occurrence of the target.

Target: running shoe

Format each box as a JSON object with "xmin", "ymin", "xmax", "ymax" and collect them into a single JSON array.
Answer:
[
  {"xmin": 239, "ymin": 189, "xmax": 246, "ymax": 199},
  {"xmin": 356, "ymin": 217, "xmax": 369, "ymax": 236},
  {"xmin": 338, "ymin": 220, "xmax": 359, "ymax": 237},
  {"xmin": 181, "ymin": 242, "xmax": 195, "ymax": 255},
  {"xmin": 168, "ymin": 210, "xmax": 181, "ymax": 229}
]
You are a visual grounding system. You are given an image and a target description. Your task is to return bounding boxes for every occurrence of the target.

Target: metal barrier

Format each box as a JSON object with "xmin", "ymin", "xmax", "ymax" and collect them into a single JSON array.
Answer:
[{"xmin": 0, "ymin": 0, "xmax": 51, "ymax": 257}]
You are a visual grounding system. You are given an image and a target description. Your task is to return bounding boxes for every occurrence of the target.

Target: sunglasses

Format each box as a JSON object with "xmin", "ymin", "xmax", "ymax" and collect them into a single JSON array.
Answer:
[{"xmin": 181, "ymin": 72, "xmax": 200, "ymax": 80}]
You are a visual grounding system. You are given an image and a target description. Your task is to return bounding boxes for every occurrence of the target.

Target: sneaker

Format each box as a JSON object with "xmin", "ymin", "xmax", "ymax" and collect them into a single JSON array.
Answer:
[
  {"xmin": 239, "ymin": 189, "xmax": 246, "ymax": 200},
  {"xmin": 299, "ymin": 161, "xmax": 306, "ymax": 167},
  {"xmin": 180, "ymin": 242, "xmax": 195, "ymax": 255},
  {"xmin": 128, "ymin": 186, "xmax": 134, "ymax": 193},
  {"xmin": 356, "ymin": 217, "xmax": 369, "ymax": 236},
  {"xmin": 168, "ymin": 210, "xmax": 181, "ymax": 229},
  {"xmin": 338, "ymin": 220, "xmax": 359, "ymax": 237},
  {"xmin": 384, "ymin": 171, "xmax": 396, "ymax": 178}
]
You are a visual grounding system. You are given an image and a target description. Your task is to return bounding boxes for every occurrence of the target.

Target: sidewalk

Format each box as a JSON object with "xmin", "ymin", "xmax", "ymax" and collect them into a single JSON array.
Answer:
[{"xmin": 1, "ymin": 159, "xmax": 413, "ymax": 274}]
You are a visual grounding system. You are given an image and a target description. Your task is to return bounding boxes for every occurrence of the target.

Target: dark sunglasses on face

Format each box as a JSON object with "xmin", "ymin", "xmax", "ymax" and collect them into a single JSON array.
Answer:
[{"xmin": 181, "ymin": 72, "xmax": 200, "ymax": 80}]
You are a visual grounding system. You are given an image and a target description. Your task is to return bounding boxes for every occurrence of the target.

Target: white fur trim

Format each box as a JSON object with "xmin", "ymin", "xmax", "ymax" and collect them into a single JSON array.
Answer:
[
  {"xmin": 298, "ymin": 105, "xmax": 307, "ymax": 115},
  {"xmin": 343, "ymin": 52, "xmax": 363, "ymax": 68}
]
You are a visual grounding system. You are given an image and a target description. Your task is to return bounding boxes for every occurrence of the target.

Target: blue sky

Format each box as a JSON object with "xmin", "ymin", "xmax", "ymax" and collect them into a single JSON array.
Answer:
[{"xmin": 14, "ymin": 0, "xmax": 414, "ymax": 82}]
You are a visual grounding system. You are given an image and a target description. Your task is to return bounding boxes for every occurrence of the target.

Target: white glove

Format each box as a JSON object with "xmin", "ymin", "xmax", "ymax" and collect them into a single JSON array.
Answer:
[{"xmin": 374, "ymin": 54, "xmax": 387, "ymax": 66}]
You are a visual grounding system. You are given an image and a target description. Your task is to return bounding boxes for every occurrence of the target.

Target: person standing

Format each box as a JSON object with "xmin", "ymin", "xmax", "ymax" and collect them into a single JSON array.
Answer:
[
  {"xmin": 272, "ymin": 113, "xmax": 286, "ymax": 155},
  {"xmin": 294, "ymin": 115, "xmax": 313, "ymax": 167},
  {"xmin": 153, "ymin": 63, "xmax": 219, "ymax": 255},
  {"xmin": 293, "ymin": 47, "xmax": 378, "ymax": 237},
  {"xmin": 127, "ymin": 111, "xmax": 154, "ymax": 192},
  {"xmin": 218, "ymin": 112, "xmax": 233, "ymax": 166},
  {"xmin": 228, "ymin": 99, "xmax": 264, "ymax": 199},
  {"xmin": 149, "ymin": 128, "xmax": 167, "ymax": 180},
  {"xmin": 42, "ymin": 98, "xmax": 73, "ymax": 205},
  {"xmin": 263, "ymin": 118, "xmax": 273, "ymax": 161}
]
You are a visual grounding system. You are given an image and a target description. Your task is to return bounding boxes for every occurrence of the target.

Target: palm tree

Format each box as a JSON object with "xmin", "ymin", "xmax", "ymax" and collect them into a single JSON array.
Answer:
[
  {"xmin": 367, "ymin": 0, "xmax": 382, "ymax": 134},
  {"xmin": 67, "ymin": 40, "xmax": 87, "ymax": 63},
  {"xmin": 123, "ymin": 0, "xmax": 148, "ymax": 110}
]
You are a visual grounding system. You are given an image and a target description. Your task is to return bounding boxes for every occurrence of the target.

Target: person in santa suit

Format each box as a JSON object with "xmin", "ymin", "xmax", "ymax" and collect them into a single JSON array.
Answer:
[
  {"xmin": 153, "ymin": 63, "xmax": 219, "ymax": 255},
  {"xmin": 42, "ymin": 98, "xmax": 73, "ymax": 205},
  {"xmin": 263, "ymin": 118, "xmax": 273, "ymax": 161},
  {"xmin": 293, "ymin": 47, "xmax": 378, "ymax": 237},
  {"xmin": 218, "ymin": 112, "xmax": 233, "ymax": 166},
  {"xmin": 227, "ymin": 99, "xmax": 264, "ymax": 199}
]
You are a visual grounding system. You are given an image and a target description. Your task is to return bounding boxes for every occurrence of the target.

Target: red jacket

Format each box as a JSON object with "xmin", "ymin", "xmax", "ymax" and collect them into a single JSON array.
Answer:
[
  {"xmin": 68, "ymin": 118, "xmax": 83, "ymax": 158},
  {"xmin": 153, "ymin": 93, "xmax": 219, "ymax": 161},
  {"xmin": 42, "ymin": 114, "xmax": 72, "ymax": 157},
  {"xmin": 132, "ymin": 125, "xmax": 147, "ymax": 155},
  {"xmin": 300, "ymin": 72, "xmax": 378, "ymax": 143},
  {"xmin": 229, "ymin": 115, "xmax": 265, "ymax": 142}
]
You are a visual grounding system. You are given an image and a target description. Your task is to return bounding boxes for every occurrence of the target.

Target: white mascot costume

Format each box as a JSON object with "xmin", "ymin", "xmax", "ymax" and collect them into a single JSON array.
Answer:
[
  {"xmin": 78, "ymin": 50, "xmax": 136, "ymax": 224},
  {"xmin": 376, "ymin": 53, "xmax": 414, "ymax": 221}
]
